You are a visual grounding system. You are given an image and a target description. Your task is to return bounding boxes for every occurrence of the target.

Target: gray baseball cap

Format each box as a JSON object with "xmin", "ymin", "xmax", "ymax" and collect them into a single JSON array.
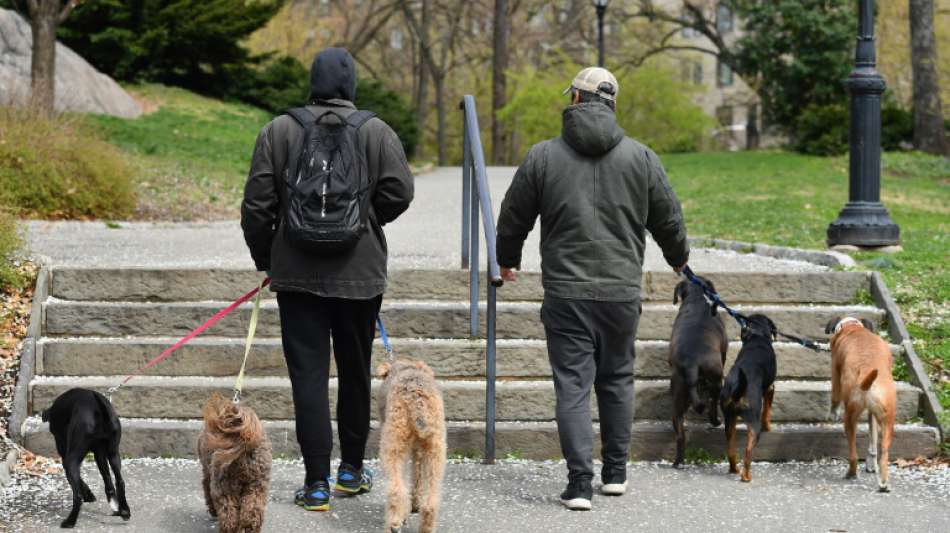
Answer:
[{"xmin": 563, "ymin": 67, "xmax": 619, "ymax": 101}]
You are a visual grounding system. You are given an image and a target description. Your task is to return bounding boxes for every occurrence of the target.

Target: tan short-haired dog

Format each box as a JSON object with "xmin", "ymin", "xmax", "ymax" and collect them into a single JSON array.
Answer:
[
  {"xmin": 377, "ymin": 358, "xmax": 447, "ymax": 533},
  {"xmin": 826, "ymin": 317, "xmax": 897, "ymax": 492}
]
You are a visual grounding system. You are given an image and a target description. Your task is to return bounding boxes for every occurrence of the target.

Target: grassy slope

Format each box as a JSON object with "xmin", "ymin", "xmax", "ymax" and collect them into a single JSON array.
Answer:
[
  {"xmin": 664, "ymin": 150, "xmax": 950, "ymax": 415},
  {"xmin": 84, "ymin": 85, "xmax": 272, "ymax": 220}
]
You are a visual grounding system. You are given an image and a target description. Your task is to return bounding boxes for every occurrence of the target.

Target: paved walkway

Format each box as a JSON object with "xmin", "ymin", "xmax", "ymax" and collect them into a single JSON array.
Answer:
[
  {"xmin": 25, "ymin": 167, "xmax": 826, "ymax": 273},
  {"xmin": 1, "ymin": 459, "xmax": 948, "ymax": 532}
]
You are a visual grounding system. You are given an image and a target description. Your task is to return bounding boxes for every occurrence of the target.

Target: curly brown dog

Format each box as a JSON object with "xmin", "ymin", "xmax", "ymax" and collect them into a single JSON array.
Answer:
[
  {"xmin": 377, "ymin": 358, "xmax": 446, "ymax": 533},
  {"xmin": 826, "ymin": 316, "xmax": 897, "ymax": 492},
  {"xmin": 198, "ymin": 394, "xmax": 272, "ymax": 533}
]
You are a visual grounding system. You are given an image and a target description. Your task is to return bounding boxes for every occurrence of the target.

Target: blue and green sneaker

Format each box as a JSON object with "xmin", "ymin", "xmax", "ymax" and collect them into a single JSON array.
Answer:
[
  {"xmin": 334, "ymin": 463, "xmax": 373, "ymax": 495},
  {"xmin": 295, "ymin": 480, "xmax": 331, "ymax": 512}
]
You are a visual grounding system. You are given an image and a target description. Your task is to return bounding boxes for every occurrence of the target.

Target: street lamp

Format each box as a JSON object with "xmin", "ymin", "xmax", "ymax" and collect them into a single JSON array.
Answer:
[
  {"xmin": 592, "ymin": 0, "xmax": 609, "ymax": 67},
  {"xmin": 826, "ymin": 0, "xmax": 900, "ymax": 248}
]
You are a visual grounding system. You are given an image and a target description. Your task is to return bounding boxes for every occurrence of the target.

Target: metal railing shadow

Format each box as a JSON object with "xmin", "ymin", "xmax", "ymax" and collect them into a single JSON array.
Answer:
[{"xmin": 459, "ymin": 95, "xmax": 503, "ymax": 464}]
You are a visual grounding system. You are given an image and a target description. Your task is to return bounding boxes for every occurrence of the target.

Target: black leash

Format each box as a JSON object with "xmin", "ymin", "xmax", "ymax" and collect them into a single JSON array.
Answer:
[{"xmin": 681, "ymin": 266, "xmax": 829, "ymax": 353}]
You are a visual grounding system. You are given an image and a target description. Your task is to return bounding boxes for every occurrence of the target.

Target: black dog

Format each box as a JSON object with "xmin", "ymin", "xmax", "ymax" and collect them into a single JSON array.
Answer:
[
  {"xmin": 669, "ymin": 277, "xmax": 728, "ymax": 468},
  {"xmin": 42, "ymin": 388, "xmax": 131, "ymax": 528},
  {"xmin": 720, "ymin": 314, "xmax": 777, "ymax": 482}
]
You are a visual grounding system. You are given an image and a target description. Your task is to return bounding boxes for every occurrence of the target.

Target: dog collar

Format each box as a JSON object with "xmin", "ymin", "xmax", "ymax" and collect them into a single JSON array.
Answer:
[{"xmin": 834, "ymin": 317, "xmax": 863, "ymax": 334}]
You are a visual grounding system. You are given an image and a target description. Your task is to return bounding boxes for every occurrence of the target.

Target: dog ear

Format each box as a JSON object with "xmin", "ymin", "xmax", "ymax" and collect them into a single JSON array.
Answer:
[
  {"xmin": 375, "ymin": 361, "xmax": 392, "ymax": 379},
  {"xmin": 673, "ymin": 281, "xmax": 686, "ymax": 304},
  {"xmin": 704, "ymin": 278, "xmax": 717, "ymax": 295},
  {"xmin": 768, "ymin": 317, "xmax": 778, "ymax": 341},
  {"xmin": 860, "ymin": 318, "xmax": 876, "ymax": 333},
  {"xmin": 825, "ymin": 316, "xmax": 841, "ymax": 335},
  {"xmin": 413, "ymin": 360, "xmax": 434, "ymax": 376}
]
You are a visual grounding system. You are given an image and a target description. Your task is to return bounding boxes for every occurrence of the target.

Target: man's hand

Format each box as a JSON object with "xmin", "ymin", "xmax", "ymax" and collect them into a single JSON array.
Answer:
[
  {"xmin": 673, "ymin": 262, "xmax": 687, "ymax": 275},
  {"xmin": 501, "ymin": 267, "xmax": 518, "ymax": 282}
]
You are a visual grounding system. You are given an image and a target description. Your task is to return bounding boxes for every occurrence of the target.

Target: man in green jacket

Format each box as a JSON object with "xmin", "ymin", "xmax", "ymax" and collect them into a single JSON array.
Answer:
[{"xmin": 496, "ymin": 67, "xmax": 689, "ymax": 510}]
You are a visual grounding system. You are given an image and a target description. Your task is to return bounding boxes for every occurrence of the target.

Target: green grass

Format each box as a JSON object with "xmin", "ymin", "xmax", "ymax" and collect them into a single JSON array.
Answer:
[
  {"xmin": 83, "ymin": 84, "xmax": 272, "ymax": 220},
  {"xmin": 664, "ymin": 150, "xmax": 950, "ymax": 413}
]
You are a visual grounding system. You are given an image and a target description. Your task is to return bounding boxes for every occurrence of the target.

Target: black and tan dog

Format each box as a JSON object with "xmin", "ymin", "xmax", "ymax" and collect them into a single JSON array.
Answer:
[
  {"xmin": 720, "ymin": 314, "xmax": 777, "ymax": 482},
  {"xmin": 669, "ymin": 277, "xmax": 728, "ymax": 468},
  {"xmin": 42, "ymin": 388, "xmax": 131, "ymax": 528}
]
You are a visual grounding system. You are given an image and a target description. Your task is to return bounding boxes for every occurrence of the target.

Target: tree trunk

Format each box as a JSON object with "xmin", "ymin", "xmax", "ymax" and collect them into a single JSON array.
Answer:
[
  {"xmin": 746, "ymin": 103, "xmax": 760, "ymax": 150},
  {"xmin": 909, "ymin": 0, "xmax": 949, "ymax": 155},
  {"xmin": 491, "ymin": 0, "xmax": 509, "ymax": 165},
  {"xmin": 434, "ymin": 74, "xmax": 446, "ymax": 166},
  {"xmin": 413, "ymin": 0, "xmax": 430, "ymax": 160},
  {"xmin": 28, "ymin": 6, "xmax": 59, "ymax": 115}
]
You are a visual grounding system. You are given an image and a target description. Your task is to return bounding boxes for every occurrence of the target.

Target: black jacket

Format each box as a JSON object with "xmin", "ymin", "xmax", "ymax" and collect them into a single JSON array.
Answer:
[
  {"xmin": 496, "ymin": 102, "xmax": 689, "ymax": 302},
  {"xmin": 241, "ymin": 100, "xmax": 413, "ymax": 298}
]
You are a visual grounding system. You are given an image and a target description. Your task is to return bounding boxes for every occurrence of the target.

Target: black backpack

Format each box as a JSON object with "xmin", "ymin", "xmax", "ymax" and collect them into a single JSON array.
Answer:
[{"xmin": 283, "ymin": 107, "xmax": 376, "ymax": 254}]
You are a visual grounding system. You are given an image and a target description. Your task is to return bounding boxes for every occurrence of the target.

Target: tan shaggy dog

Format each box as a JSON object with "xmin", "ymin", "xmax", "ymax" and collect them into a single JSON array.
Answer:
[
  {"xmin": 826, "ymin": 316, "xmax": 897, "ymax": 492},
  {"xmin": 198, "ymin": 394, "xmax": 272, "ymax": 533},
  {"xmin": 377, "ymin": 358, "xmax": 447, "ymax": 533}
]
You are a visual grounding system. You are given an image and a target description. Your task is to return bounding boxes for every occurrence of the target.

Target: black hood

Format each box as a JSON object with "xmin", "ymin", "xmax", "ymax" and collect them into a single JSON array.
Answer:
[
  {"xmin": 561, "ymin": 102, "xmax": 625, "ymax": 157},
  {"xmin": 309, "ymin": 48, "xmax": 357, "ymax": 102}
]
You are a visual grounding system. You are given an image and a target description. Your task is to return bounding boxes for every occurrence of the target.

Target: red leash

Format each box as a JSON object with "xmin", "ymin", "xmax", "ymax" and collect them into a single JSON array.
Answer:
[{"xmin": 107, "ymin": 278, "xmax": 271, "ymax": 396}]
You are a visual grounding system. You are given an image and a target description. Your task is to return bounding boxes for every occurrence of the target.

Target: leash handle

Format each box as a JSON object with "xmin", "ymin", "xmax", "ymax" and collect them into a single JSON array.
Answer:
[
  {"xmin": 377, "ymin": 316, "xmax": 394, "ymax": 361},
  {"xmin": 232, "ymin": 277, "xmax": 266, "ymax": 403}
]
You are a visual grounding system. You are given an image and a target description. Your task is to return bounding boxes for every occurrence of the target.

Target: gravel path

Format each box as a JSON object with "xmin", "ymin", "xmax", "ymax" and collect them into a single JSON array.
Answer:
[
  {"xmin": 1, "ymin": 459, "xmax": 947, "ymax": 532},
  {"xmin": 24, "ymin": 168, "xmax": 827, "ymax": 273}
]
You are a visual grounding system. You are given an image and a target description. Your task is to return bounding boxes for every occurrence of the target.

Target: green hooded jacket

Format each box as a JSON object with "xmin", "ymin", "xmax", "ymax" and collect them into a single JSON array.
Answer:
[{"xmin": 496, "ymin": 102, "xmax": 689, "ymax": 302}]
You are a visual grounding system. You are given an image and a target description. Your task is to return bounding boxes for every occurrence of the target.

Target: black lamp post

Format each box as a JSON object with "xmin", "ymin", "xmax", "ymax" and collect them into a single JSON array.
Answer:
[
  {"xmin": 826, "ymin": 0, "xmax": 900, "ymax": 248},
  {"xmin": 592, "ymin": 0, "xmax": 609, "ymax": 67}
]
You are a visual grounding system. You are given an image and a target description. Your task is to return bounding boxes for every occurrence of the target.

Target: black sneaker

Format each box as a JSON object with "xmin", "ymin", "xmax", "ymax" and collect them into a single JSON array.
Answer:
[
  {"xmin": 600, "ymin": 465, "xmax": 628, "ymax": 496},
  {"xmin": 295, "ymin": 480, "xmax": 331, "ymax": 512},
  {"xmin": 334, "ymin": 463, "xmax": 373, "ymax": 495},
  {"xmin": 560, "ymin": 478, "xmax": 592, "ymax": 511}
]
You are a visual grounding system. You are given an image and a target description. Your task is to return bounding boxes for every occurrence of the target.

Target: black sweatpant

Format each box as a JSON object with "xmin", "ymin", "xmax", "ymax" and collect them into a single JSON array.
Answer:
[
  {"xmin": 276, "ymin": 291, "xmax": 382, "ymax": 485},
  {"xmin": 541, "ymin": 295, "xmax": 641, "ymax": 482}
]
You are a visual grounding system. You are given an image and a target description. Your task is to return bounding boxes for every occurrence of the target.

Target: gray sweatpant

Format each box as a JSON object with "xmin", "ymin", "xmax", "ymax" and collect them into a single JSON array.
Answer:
[{"xmin": 541, "ymin": 294, "xmax": 640, "ymax": 482}]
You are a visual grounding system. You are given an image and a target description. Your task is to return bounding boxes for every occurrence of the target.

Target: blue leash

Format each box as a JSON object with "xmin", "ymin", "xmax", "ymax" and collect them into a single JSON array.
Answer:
[
  {"xmin": 681, "ymin": 266, "xmax": 826, "ymax": 352},
  {"xmin": 376, "ymin": 316, "xmax": 394, "ymax": 360}
]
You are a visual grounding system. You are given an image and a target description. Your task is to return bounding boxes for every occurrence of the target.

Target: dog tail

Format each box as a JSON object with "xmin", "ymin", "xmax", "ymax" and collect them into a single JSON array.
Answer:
[
  {"xmin": 409, "ymin": 391, "xmax": 442, "ymax": 440},
  {"xmin": 721, "ymin": 368, "xmax": 748, "ymax": 407},
  {"xmin": 860, "ymin": 368, "xmax": 879, "ymax": 391},
  {"xmin": 683, "ymin": 366, "xmax": 704, "ymax": 414}
]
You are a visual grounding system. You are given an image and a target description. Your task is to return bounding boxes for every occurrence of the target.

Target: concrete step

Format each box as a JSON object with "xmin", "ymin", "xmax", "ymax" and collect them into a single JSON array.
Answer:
[
  {"xmin": 37, "ymin": 337, "xmax": 901, "ymax": 380},
  {"xmin": 20, "ymin": 417, "xmax": 939, "ymax": 461},
  {"xmin": 43, "ymin": 300, "xmax": 884, "ymax": 341},
  {"xmin": 28, "ymin": 376, "xmax": 922, "ymax": 423},
  {"xmin": 49, "ymin": 267, "xmax": 868, "ymax": 304}
]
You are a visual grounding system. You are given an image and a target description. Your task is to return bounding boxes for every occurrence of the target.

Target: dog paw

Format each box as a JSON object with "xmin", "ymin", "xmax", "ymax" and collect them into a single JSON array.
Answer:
[
  {"xmin": 672, "ymin": 461, "xmax": 684, "ymax": 469},
  {"xmin": 116, "ymin": 509, "xmax": 131, "ymax": 521},
  {"xmin": 844, "ymin": 471, "xmax": 857, "ymax": 480},
  {"xmin": 59, "ymin": 520, "xmax": 76, "ymax": 529},
  {"xmin": 865, "ymin": 463, "xmax": 877, "ymax": 474},
  {"xmin": 878, "ymin": 484, "xmax": 891, "ymax": 493},
  {"xmin": 82, "ymin": 493, "xmax": 96, "ymax": 503},
  {"xmin": 740, "ymin": 475, "xmax": 751, "ymax": 483}
]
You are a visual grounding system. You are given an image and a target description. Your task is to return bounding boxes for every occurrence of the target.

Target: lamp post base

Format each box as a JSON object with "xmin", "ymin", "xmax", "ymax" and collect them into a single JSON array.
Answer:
[{"xmin": 826, "ymin": 201, "xmax": 900, "ymax": 248}]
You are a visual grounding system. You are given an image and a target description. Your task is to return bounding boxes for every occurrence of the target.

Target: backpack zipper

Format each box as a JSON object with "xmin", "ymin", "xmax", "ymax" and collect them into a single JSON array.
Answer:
[{"xmin": 321, "ymin": 182, "xmax": 327, "ymax": 218}]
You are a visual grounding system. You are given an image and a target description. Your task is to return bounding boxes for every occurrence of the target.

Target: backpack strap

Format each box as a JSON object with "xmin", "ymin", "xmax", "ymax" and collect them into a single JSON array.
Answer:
[
  {"xmin": 285, "ymin": 107, "xmax": 316, "ymax": 127},
  {"xmin": 346, "ymin": 110, "xmax": 376, "ymax": 129}
]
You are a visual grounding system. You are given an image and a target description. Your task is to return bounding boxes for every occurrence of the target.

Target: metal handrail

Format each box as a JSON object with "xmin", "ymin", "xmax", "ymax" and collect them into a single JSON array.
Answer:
[{"xmin": 459, "ymin": 95, "xmax": 503, "ymax": 464}]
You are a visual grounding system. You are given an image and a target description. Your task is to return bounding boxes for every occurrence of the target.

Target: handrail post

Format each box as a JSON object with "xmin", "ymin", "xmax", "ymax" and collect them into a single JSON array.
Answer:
[
  {"xmin": 469, "ymin": 166, "xmax": 480, "ymax": 338},
  {"xmin": 461, "ymin": 110, "xmax": 472, "ymax": 270},
  {"xmin": 485, "ymin": 275, "xmax": 497, "ymax": 464}
]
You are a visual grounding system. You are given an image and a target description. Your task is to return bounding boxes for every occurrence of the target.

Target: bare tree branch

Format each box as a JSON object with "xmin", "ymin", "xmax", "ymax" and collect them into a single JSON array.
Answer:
[{"xmin": 58, "ymin": 0, "xmax": 82, "ymax": 24}]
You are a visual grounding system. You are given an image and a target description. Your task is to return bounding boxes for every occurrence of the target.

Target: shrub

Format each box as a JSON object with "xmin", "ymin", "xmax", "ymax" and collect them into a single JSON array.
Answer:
[
  {"xmin": 500, "ymin": 56, "xmax": 711, "ymax": 154},
  {"xmin": 237, "ymin": 55, "xmax": 310, "ymax": 116},
  {"xmin": 355, "ymin": 79, "xmax": 420, "ymax": 159},
  {"xmin": 0, "ymin": 108, "xmax": 135, "ymax": 219},
  {"xmin": 794, "ymin": 100, "xmax": 915, "ymax": 156},
  {"xmin": 0, "ymin": 209, "xmax": 22, "ymax": 289}
]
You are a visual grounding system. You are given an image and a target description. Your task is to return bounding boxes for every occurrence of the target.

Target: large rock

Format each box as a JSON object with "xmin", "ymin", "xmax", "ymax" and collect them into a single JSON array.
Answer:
[{"xmin": 0, "ymin": 8, "xmax": 141, "ymax": 118}]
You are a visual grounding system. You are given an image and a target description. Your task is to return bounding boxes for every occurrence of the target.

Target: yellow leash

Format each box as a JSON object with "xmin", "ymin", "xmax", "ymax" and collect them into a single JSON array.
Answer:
[{"xmin": 232, "ymin": 277, "xmax": 265, "ymax": 403}]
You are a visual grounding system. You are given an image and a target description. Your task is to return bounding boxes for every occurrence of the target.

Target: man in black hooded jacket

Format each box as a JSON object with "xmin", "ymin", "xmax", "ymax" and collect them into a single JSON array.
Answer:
[
  {"xmin": 241, "ymin": 47, "xmax": 414, "ymax": 512},
  {"xmin": 496, "ymin": 67, "xmax": 689, "ymax": 510}
]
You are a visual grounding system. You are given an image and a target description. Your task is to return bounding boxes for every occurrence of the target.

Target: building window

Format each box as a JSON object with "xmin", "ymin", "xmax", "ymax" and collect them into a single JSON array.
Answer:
[
  {"xmin": 717, "ymin": 60, "xmax": 734, "ymax": 87},
  {"xmin": 390, "ymin": 29, "xmax": 403, "ymax": 50},
  {"xmin": 716, "ymin": 105, "xmax": 734, "ymax": 127},
  {"xmin": 716, "ymin": 4, "xmax": 734, "ymax": 34}
]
